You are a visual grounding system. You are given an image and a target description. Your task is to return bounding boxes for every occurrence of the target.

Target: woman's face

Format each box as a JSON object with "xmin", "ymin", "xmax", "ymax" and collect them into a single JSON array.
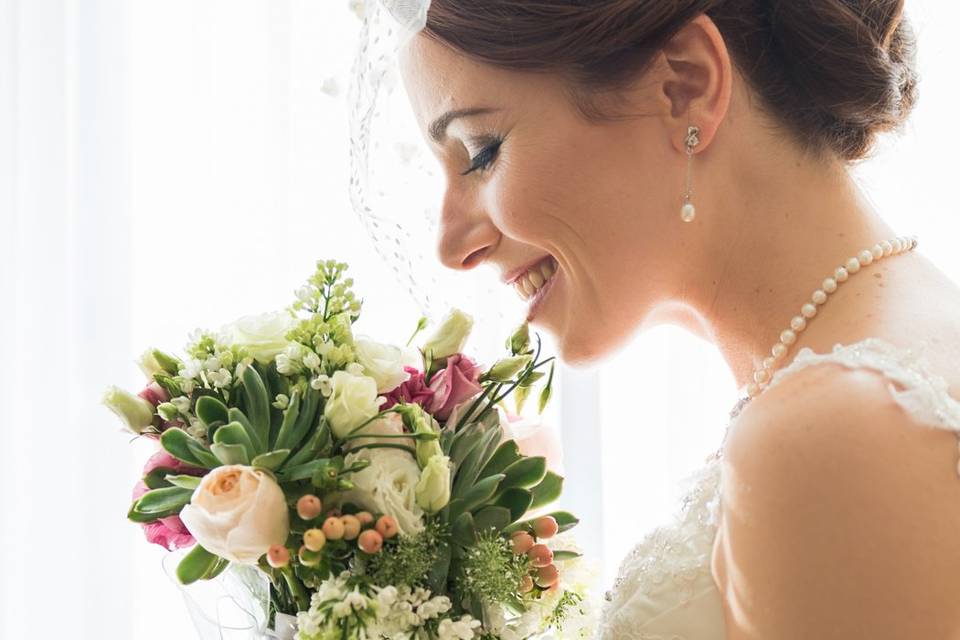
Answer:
[{"xmin": 399, "ymin": 35, "xmax": 689, "ymax": 366}]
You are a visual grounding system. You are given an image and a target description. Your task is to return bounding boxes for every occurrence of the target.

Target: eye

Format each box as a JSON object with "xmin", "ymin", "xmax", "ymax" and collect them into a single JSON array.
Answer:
[{"xmin": 461, "ymin": 136, "xmax": 503, "ymax": 176}]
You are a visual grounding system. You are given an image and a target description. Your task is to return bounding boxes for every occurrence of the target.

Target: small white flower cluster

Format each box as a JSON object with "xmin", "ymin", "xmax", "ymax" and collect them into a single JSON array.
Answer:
[
  {"xmin": 295, "ymin": 573, "xmax": 483, "ymax": 640},
  {"xmin": 370, "ymin": 584, "xmax": 452, "ymax": 634},
  {"xmin": 275, "ymin": 343, "xmax": 338, "ymax": 397}
]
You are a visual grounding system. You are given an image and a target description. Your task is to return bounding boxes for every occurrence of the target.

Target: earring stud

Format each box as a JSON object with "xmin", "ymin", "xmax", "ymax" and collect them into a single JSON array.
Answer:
[{"xmin": 681, "ymin": 125, "xmax": 700, "ymax": 223}]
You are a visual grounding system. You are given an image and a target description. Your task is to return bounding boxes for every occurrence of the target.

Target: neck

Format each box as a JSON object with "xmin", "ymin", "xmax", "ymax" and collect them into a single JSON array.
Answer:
[{"xmin": 652, "ymin": 129, "xmax": 901, "ymax": 392}]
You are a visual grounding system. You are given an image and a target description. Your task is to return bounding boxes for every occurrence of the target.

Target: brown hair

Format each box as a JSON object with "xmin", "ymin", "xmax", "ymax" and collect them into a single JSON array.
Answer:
[{"xmin": 422, "ymin": 0, "xmax": 918, "ymax": 163}]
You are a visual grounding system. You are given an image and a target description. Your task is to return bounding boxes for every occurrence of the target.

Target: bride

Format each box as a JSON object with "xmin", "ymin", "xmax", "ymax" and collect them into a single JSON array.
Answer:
[{"xmin": 360, "ymin": 0, "xmax": 960, "ymax": 637}]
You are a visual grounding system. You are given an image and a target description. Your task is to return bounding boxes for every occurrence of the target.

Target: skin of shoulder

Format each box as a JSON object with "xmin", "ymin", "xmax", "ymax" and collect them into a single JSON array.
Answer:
[{"xmin": 714, "ymin": 360, "xmax": 960, "ymax": 639}]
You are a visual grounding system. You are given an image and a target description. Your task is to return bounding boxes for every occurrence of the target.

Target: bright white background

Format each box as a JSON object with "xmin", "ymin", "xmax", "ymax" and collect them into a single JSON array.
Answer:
[{"xmin": 2, "ymin": 1, "xmax": 958, "ymax": 638}]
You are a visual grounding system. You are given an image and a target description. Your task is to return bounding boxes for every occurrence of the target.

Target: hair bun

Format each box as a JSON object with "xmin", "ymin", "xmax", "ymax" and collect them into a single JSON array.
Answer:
[{"xmin": 763, "ymin": 0, "xmax": 918, "ymax": 161}]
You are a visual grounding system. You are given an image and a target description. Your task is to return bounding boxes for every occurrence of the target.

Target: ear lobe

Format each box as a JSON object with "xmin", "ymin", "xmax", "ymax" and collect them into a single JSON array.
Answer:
[{"xmin": 659, "ymin": 13, "xmax": 733, "ymax": 153}]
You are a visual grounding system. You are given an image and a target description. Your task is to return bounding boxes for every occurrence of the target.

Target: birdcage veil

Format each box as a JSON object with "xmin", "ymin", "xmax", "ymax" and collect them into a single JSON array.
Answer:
[{"xmin": 347, "ymin": 0, "xmax": 525, "ymax": 357}]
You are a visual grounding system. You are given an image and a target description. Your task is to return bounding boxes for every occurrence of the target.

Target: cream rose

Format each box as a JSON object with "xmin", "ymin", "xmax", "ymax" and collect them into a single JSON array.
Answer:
[
  {"xmin": 179, "ymin": 465, "xmax": 289, "ymax": 565},
  {"xmin": 224, "ymin": 311, "xmax": 297, "ymax": 365},
  {"xmin": 422, "ymin": 309, "xmax": 473, "ymax": 361},
  {"xmin": 354, "ymin": 337, "xmax": 411, "ymax": 393},
  {"xmin": 341, "ymin": 448, "xmax": 425, "ymax": 535},
  {"xmin": 415, "ymin": 454, "xmax": 451, "ymax": 514},
  {"xmin": 324, "ymin": 369, "xmax": 383, "ymax": 439}
]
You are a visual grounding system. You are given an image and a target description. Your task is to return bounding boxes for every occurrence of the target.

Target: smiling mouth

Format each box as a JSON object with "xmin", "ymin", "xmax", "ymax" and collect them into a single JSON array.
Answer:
[{"xmin": 511, "ymin": 256, "xmax": 558, "ymax": 302}]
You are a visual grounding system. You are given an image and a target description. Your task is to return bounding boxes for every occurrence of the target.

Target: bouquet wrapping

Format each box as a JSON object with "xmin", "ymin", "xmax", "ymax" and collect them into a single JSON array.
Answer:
[{"xmin": 104, "ymin": 260, "xmax": 594, "ymax": 639}]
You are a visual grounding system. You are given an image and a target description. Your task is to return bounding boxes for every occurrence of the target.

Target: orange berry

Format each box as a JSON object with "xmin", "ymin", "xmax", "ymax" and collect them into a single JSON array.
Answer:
[
  {"xmin": 322, "ymin": 516, "xmax": 345, "ymax": 540},
  {"xmin": 355, "ymin": 511, "xmax": 375, "ymax": 526},
  {"xmin": 375, "ymin": 515, "xmax": 399, "ymax": 539},
  {"xmin": 527, "ymin": 543, "xmax": 553, "ymax": 568},
  {"xmin": 533, "ymin": 516, "xmax": 559, "ymax": 539},
  {"xmin": 536, "ymin": 564, "xmax": 559, "ymax": 588},
  {"xmin": 303, "ymin": 528, "xmax": 327, "ymax": 552},
  {"xmin": 296, "ymin": 494, "xmax": 323, "ymax": 520},
  {"xmin": 519, "ymin": 575, "xmax": 535, "ymax": 593},
  {"xmin": 358, "ymin": 529, "xmax": 384, "ymax": 554},
  {"xmin": 510, "ymin": 531, "xmax": 535, "ymax": 555},
  {"xmin": 341, "ymin": 515, "xmax": 361, "ymax": 540},
  {"xmin": 266, "ymin": 544, "xmax": 290, "ymax": 568}
]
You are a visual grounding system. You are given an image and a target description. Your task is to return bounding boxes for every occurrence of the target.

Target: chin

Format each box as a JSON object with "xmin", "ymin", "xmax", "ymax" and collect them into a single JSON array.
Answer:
[{"xmin": 551, "ymin": 323, "xmax": 626, "ymax": 370}]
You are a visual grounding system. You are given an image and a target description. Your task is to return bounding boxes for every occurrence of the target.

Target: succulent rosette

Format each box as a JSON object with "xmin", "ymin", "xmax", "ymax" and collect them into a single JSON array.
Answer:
[{"xmin": 105, "ymin": 259, "xmax": 591, "ymax": 640}]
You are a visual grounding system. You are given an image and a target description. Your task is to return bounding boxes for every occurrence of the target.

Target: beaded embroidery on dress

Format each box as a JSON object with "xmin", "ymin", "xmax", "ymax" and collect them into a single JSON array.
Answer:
[{"xmin": 598, "ymin": 336, "xmax": 960, "ymax": 640}]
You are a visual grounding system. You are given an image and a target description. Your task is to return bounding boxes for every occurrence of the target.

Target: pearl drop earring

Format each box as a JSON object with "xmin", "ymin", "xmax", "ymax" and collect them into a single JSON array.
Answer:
[{"xmin": 681, "ymin": 125, "xmax": 700, "ymax": 223}]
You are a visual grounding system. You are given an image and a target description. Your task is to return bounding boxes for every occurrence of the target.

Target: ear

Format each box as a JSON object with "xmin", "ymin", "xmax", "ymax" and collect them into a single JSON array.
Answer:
[{"xmin": 657, "ymin": 13, "xmax": 733, "ymax": 154}]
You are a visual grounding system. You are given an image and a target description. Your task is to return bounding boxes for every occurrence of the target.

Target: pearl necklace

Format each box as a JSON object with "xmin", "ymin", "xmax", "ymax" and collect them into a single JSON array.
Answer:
[{"xmin": 737, "ymin": 235, "xmax": 919, "ymax": 406}]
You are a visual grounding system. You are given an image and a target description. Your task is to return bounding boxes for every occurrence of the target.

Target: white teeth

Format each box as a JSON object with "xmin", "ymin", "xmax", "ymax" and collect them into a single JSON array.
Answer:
[
  {"xmin": 541, "ymin": 260, "xmax": 555, "ymax": 280},
  {"xmin": 521, "ymin": 277, "xmax": 536, "ymax": 296},
  {"xmin": 511, "ymin": 257, "xmax": 558, "ymax": 303}
]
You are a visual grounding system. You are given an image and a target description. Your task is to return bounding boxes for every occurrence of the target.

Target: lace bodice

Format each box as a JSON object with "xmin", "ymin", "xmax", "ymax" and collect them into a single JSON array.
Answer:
[{"xmin": 598, "ymin": 336, "xmax": 960, "ymax": 640}]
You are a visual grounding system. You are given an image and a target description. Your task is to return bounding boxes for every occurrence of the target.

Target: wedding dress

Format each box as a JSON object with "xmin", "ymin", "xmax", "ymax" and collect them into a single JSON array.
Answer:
[{"xmin": 598, "ymin": 336, "xmax": 960, "ymax": 640}]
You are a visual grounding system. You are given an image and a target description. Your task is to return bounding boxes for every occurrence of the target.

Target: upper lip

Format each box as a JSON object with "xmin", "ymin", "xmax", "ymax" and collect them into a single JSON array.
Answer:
[{"xmin": 501, "ymin": 255, "xmax": 552, "ymax": 284}]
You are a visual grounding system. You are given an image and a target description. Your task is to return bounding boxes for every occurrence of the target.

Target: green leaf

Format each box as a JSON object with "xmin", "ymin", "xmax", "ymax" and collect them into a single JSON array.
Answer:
[
  {"xmin": 276, "ymin": 458, "xmax": 332, "ymax": 483},
  {"xmin": 143, "ymin": 466, "xmax": 179, "ymax": 490},
  {"xmin": 240, "ymin": 364, "xmax": 270, "ymax": 451},
  {"xmin": 472, "ymin": 506, "xmax": 512, "ymax": 533},
  {"xmin": 504, "ymin": 510, "xmax": 580, "ymax": 536},
  {"xmin": 211, "ymin": 442, "xmax": 250, "ymax": 465},
  {"xmin": 513, "ymin": 385, "xmax": 531, "ymax": 414},
  {"xmin": 528, "ymin": 471, "xmax": 564, "ymax": 510},
  {"xmin": 195, "ymin": 396, "xmax": 229, "ymax": 427},
  {"xmin": 164, "ymin": 474, "xmax": 202, "ymax": 490},
  {"xmin": 282, "ymin": 418, "xmax": 331, "ymax": 469},
  {"xmin": 452, "ymin": 425, "xmax": 501, "ymax": 499},
  {"xmin": 273, "ymin": 390, "xmax": 302, "ymax": 451},
  {"xmin": 128, "ymin": 486, "xmax": 193, "ymax": 523},
  {"xmin": 213, "ymin": 421, "xmax": 257, "ymax": 461},
  {"xmin": 449, "ymin": 427, "xmax": 483, "ymax": 467},
  {"xmin": 161, "ymin": 428, "xmax": 216, "ymax": 469},
  {"xmin": 493, "ymin": 488, "xmax": 533, "ymax": 523},
  {"xmin": 499, "ymin": 456, "xmax": 547, "ymax": 492},
  {"xmin": 552, "ymin": 550, "xmax": 582, "ymax": 562},
  {"xmin": 289, "ymin": 386, "xmax": 321, "ymax": 451},
  {"xmin": 251, "ymin": 449, "xmax": 291, "ymax": 470},
  {"xmin": 448, "ymin": 473, "xmax": 504, "ymax": 521},
  {"xmin": 452, "ymin": 512, "xmax": 478, "ymax": 547},
  {"xmin": 176, "ymin": 545, "xmax": 223, "ymax": 585},
  {"xmin": 478, "ymin": 440, "xmax": 520, "ymax": 480},
  {"xmin": 228, "ymin": 408, "xmax": 264, "ymax": 456},
  {"xmin": 518, "ymin": 371, "xmax": 545, "ymax": 387}
]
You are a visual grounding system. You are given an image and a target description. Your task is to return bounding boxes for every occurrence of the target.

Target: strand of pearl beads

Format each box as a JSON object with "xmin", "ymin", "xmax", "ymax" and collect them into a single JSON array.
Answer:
[{"xmin": 745, "ymin": 235, "xmax": 919, "ymax": 399}]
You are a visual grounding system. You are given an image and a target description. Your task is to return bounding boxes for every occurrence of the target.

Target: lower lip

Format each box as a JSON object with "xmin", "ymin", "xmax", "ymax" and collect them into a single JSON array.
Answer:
[{"xmin": 526, "ymin": 268, "xmax": 560, "ymax": 322}]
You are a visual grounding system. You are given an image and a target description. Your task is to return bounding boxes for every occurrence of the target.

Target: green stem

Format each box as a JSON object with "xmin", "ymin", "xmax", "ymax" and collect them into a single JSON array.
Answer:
[
  {"xmin": 346, "ymin": 442, "xmax": 417, "ymax": 455},
  {"xmin": 281, "ymin": 565, "xmax": 309, "ymax": 612}
]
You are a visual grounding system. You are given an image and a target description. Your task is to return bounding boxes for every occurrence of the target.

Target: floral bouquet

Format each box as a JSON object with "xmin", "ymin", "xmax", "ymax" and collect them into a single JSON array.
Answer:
[{"xmin": 103, "ymin": 260, "xmax": 592, "ymax": 640}]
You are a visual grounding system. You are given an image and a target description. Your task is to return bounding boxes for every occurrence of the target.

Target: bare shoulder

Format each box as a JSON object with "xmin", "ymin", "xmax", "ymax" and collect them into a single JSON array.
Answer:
[{"xmin": 716, "ymin": 361, "xmax": 960, "ymax": 639}]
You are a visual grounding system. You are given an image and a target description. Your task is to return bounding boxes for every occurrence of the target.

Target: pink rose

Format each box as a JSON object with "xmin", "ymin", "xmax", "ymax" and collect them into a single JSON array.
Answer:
[
  {"xmin": 381, "ymin": 366, "xmax": 436, "ymax": 411},
  {"xmin": 427, "ymin": 354, "xmax": 483, "ymax": 421},
  {"xmin": 137, "ymin": 382, "xmax": 169, "ymax": 407},
  {"xmin": 131, "ymin": 451, "xmax": 205, "ymax": 550}
]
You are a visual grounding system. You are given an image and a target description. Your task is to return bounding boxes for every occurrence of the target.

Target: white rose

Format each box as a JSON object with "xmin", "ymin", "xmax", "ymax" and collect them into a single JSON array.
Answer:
[
  {"xmin": 422, "ymin": 309, "xmax": 473, "ymax": 361},
  {"xmin": 415, "ymin": 454, "xmax": 451, "ymax": 514},
  {"xmin": 341, "ymin": 448, "xmax": 425, "ymax": 535},
  {"xmin": 355, "ymin": 337, "xmax": 411, "ymax": 393},
  {"xmin": 344, "ymin": 412, "xmax": 415, "ymax": 452},
  {"xmin": 324, "ymin": 369, "xmax": 383, "ymax": 439},
  {"xmin": 224, "ymin": 311, "xmax": 297, "ymax": 365},
  {"xmin": 179, "ymin": 465, "xmax": 289, "ymax": 565}
]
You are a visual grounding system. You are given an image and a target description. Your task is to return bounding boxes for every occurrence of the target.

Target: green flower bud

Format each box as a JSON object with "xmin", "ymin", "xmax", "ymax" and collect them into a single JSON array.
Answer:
[
  {"xmin": 157, "ymin": 402, "xmax": 180, "ymax": 422},
  {"xmin": 422, "ymin": 309, "xmax": 473, "ymax": 361},
  {"xmin": 486, "ymin": 355, "xmax": 532, "ymax": 382},
  {"xmin": 416, "ymin": 436, "xmax": 443, "ymax": 469},
  {"xmin": 102, "ymin": 386, "xmax": 155, "ymax": 434},
  {"xmin": 507, "ymin": 322, "xmax": 531, "ymax": 355}
]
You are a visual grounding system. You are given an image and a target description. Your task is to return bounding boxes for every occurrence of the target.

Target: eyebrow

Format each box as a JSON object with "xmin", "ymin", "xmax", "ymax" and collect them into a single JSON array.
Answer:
[{"xmin": 428, "ymin": 107, "xmax": 500, "ymax": 143}]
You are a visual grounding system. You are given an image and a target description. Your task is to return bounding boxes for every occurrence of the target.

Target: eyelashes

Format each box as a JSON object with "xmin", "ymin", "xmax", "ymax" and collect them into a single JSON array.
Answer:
[{"xmin": 460, "ymin": 136, "xmax": 503, "ymax": 176}]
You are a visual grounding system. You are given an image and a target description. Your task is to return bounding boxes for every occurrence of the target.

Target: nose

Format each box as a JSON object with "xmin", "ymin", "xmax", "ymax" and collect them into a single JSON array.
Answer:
[{"xmin": 436, "ymin": 182, "xmax": 499, "ymax": 271}]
